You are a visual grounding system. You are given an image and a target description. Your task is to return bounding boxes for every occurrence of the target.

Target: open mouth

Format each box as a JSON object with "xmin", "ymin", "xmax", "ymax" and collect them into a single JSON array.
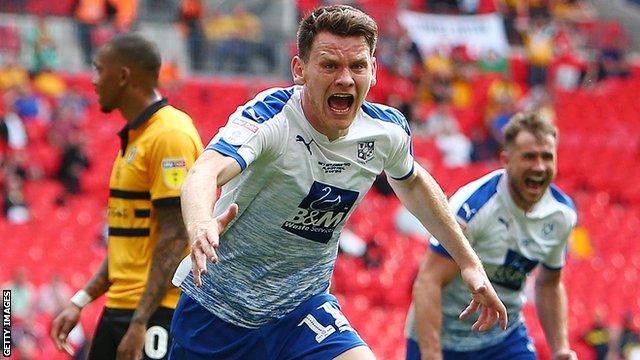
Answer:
[
  {"xmin": 524, "ymin": 176, "xmax": 546, "ymax": 190},
  {"xmin": 328, "ymin": 94, "xmax": 354, "ymax": 114}
]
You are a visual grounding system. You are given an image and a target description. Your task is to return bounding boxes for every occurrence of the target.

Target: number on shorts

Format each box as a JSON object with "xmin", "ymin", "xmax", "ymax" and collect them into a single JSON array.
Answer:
[
  {"xmin": 144, "ymin": 325, "xmax": 168, "ymax": 359},
  {"xmin": 298, "ymin": 302, "xmax": 354, "ymax": 343}
]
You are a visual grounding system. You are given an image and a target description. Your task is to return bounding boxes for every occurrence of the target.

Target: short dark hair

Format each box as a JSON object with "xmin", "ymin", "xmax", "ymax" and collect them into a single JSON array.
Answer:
[
  {"xmin": 106, "ymin": 33, "xmax": 161, "ymax": 81},
  {"xmin": 297, "ymin": 5, "xmax": 378, "ymax": 62},
  {"xmin": 503, "ymin": 112, "xmax": 558, "ymax": 148}
]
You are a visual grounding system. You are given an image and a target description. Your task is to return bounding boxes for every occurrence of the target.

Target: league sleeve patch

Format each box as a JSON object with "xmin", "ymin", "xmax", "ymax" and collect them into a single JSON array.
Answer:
[
  {"xmin": 161, "ymin": 158, "xmax": 187, "ymax": 190},
  {"xmin": 221, "ymin": 118, "xmax": 259, "ymax": 146}
]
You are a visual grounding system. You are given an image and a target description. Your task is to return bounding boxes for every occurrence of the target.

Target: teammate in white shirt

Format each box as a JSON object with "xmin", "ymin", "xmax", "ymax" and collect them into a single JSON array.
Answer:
[
  {"xmin": 171, "ymin": 5, "xmax": 507, "ymax": 359},
  {"xmin": 406, "ymin": 112, "xmax": 578, "ymax": 360}
]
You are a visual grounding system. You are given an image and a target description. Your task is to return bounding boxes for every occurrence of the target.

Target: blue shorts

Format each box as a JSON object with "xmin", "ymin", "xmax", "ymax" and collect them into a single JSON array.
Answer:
[
  {"xmin": 169, "ymin": 292, "xmax": 367, "ymax": 360},
  {"xmin": 406, "ymin": 324, "xmax": 536, "ymax": 360}
]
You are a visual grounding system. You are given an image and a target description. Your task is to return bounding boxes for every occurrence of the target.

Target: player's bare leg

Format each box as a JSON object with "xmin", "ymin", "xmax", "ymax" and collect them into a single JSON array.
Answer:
[{"xmin": 334, "ymin": 345, "xmax": 376, "ymax": 359}]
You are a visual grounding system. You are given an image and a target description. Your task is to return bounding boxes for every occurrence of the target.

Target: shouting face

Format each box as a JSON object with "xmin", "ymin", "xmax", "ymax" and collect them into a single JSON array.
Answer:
[
  {"xmin": 503, "ymin": 130, "xmax": 557, "ymax": 211},
  {"xmin": 292, "ymin": 31, "xmax": 377, "ymax": 140}
]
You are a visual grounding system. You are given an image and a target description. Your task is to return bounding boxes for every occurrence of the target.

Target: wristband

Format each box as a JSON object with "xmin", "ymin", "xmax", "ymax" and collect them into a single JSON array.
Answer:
[{"xmin": 70, "ymin": 290, "xmax": 93, "ymax": 309}]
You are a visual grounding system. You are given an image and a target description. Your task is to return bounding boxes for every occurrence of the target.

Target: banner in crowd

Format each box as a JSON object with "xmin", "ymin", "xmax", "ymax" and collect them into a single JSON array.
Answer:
[{"xmin": 397, "ymin": 11, "xmax": 509, "ymax": 58}]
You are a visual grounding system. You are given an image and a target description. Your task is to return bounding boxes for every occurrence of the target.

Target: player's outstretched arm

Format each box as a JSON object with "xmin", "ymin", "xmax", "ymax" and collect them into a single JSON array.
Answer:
[
  {"xmin": 413, "ymin": 251, "xmax": 460, "ymax": 360},
  {"xmin": 181, "ymin": 150, "xmax": 241, "ymax": 287},
  {"xmin": 535, "ymin": 267, "xmax": 577, "ymax": 360},
  {"xmin": 51, "ymin": 257, "xmax": 111, "ymax": 355},
  {"xmin": 388, "ymin": 163, "xmax": 507, "ymax": 331}
]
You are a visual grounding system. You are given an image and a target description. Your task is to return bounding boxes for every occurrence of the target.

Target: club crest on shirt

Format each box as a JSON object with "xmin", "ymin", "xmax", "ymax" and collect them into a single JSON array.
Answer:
[
  {"xmin": 357, "ymin": 141, "xmax": 375, "ymax": 163},
  {"xmin": 161, "ymin": 158, "xmax": 187, "ymax": 190},
  {"xmin": 542, "ymin": 222, "xmax": 556, "ymax": 239},
  {"xmin": 126, "ymin": 146, "xmax": 138, "ymax": 164},
  {"xmin": 282, "ymin": 181, "xmax": 359, "ymax": 244}
]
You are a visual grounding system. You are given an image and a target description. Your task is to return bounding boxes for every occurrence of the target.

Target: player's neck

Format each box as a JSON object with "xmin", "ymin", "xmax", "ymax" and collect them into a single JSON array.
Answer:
[{"xmin": 120, "ymin": 90, "xmax": 162, "ymax": 125}]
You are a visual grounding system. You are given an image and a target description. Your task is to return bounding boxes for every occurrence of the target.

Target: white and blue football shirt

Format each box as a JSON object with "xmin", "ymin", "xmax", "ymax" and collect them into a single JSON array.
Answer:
[
  {"xmin": 173, "ymin": 85, "xmax": 414, "ymax": 328},
  {"xmin": 405, "ymin": 169, "xmax": 577, "ymax": 351}
]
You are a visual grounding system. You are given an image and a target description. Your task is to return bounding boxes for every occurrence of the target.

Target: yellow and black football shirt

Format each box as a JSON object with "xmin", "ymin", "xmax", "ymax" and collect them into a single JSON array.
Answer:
[{"xmin": 106, "ymin": 98, "xmax": 203, "ymax": 310}]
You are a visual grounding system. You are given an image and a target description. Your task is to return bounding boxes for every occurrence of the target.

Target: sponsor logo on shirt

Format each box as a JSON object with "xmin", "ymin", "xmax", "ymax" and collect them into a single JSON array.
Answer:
[
  {"xmin": 232, "ymin": 118, "xmax": 259, "ymax": 133},
  {"xmin": 296, "ymin": 135, "xmax": 316, "ymax": 155},
  {"xmin": 318, "ymin": 161, "xmax": 351, "ymax": 174},
  {"xmin": 222, "ymin": 118, "xmax": 259, "ymax": 145},
  {"xmin": 488, "ymin": 249, "xmax": 538, "ymax": 290},
  {"xmin": 282, "ymin": 181, "xmax": 359, "ymax": 243},
  {"xmin": 161, "ymin": 158, "xmax": 187, "ymax": 190}
]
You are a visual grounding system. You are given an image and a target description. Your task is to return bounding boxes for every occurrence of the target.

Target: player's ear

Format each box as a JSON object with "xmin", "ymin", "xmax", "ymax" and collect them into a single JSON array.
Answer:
[
  {"xmin": 370, "ymin": 56, "xmax": 377, "ymax": 87},
  {"xmin": 291, "ymin": 56, "xmax": 305, "ymax": 85},
  {"xmin": 119, "ymin": 66, "xmax": 131, "ymax": 87},
  {"xmin": 499, "ymin": 149, "xmax": 508, "ymax": 165}
]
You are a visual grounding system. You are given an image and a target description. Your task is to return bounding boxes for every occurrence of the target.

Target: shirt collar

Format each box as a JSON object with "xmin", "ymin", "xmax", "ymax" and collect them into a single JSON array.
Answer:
[{"xmin": 118, "ymin": 98, "xmax": 168, "ymax": 154}]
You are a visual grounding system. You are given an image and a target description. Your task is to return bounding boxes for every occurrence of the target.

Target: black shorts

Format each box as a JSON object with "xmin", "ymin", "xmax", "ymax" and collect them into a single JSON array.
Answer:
[{"xmin": 88, "ymin": 306, "xmax": 174, "ymax": 360}]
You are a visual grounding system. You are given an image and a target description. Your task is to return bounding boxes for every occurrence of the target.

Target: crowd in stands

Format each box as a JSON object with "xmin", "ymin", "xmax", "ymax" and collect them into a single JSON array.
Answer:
[{"xmin": 0, "ymin": 27, "xmax": 91, "ymax": 225}]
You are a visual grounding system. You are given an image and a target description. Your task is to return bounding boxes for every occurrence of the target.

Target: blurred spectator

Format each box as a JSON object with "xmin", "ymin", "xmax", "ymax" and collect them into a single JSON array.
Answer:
[
  {"xmin": 25, "ymin": 16, "xmax": 59, "ymax": 74},
  {"xmin": 363, "ymin": 237, "xmax": 384, "ymax": 269},
  {"xmin": 109, "ymin": 0, "xmax": 138, "ymax": 33},
  {"xmin": 450, "ymin": 62, "xmax": 475, "ymax": 109},
  {"xmin": 0, "ymin": 57, "xmax": 29, "ymax": 91},
  {"xmin": 551, "ymin": 0, "xmax": 595, "ymax": 23},
  {"xmin": 57, "ymin": 87, "xmax": 90, "ymax": 125},
  {"xmin": 418, "ymin": 103, "xmax": 455, "ymax": 137},
  {"xmin": 583, "ymin": 312, "xmax": 611, "ymax": 360},
  {"xmin": 207, "ymin": 5, "xmax": 274, "ymax": 73},
  {"xmin": 550, "ymin": 40, "xmax": 586, "ymax": 91},
  {"xmin": 0, "ymin": 103, "xmax": 28, "ymax": 151},
  {"xmin": 11, "ymin": 85, "xmax": 50, "ymax": 123},
  {"xmin": 38, "ymin": 273, "xmax": 72, "ymax": 316},
  {"xmin": 396, "ymin": 205, "xmax": 428, "ymax": 238},
  {"xmin": 496, "ymin": 0, "xmax": 526, "ymax": 44},
  {"xmin": 427, "ymin": 0, "xmax": 459, "ymax": 13},
  {"xmin": 484, "ymin": 72, "xmax": 522, "ymax": 140},
  {"xmin": 55, "ymin": 128, "xmax": 90, "ymax": 201},
  {"xmin": 2, "ymin": 171, "xmax": 30, "ymax": 224},
  {"xmin": 470, "ymin": 126, "xmax": 499, "ymax": 162},
  {"xmin": 338, "ymin": 228, "xmax": 367, "ymax": 257},
  {"xmin": 0, "ymin": 23, "xmax": 21, "ymax": 60},
  {"xmin": 596, "ymin": 48, "xmax": 631, "ymax": 81},
  {"xmin": 519, "ymin": 85, "xmax": 555, "ymax": 123},
  {"xmin": 73, "ymin": 0, "xmax": 108, "ymax": 66},
  {"xmin": 33, "ymin": 70, "xmax": 67, "ymax": 98},
  {"xmin": 12, "ymin": 314, "xmax": 48, "ymax": 360},
  {"xmin": 177, "ymin": 0, "xmax": 206, "ymax": 72},
  {"xmin": 522, "ymin": 15, "xmax": 555, "ymax": 87},
  {"xmin": 435, "ymin": 119, "xmax": 472, "ymax": 168},
  {"xmin": 619, "ymin": 313, "xmax": 640, "ymax": 360},
  {"xmin": 2, "ymin": 268, "xmax": 34, "ymax": 320}
]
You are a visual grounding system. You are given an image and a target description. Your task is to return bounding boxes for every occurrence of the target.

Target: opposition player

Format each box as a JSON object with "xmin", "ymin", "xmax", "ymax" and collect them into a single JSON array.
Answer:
[
  {"xmin": 406, "ymin": 112, "xmax": 578, "ymax": 360},
  {"xmin": 50, "ymin": 33, "xmax": 234, "ymax": 360},
  {"xmin": 172, "ymin": 5, "xmax": 507, "ymax": 359}
]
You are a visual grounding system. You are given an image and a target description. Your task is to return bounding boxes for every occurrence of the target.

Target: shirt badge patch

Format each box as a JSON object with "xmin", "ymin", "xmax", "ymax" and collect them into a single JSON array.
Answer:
[
  {"xmin": 162, "ymin": 158, "xmax": 187, "ymax": 190},
  {"xmin": 222, "ymin": 118, "xmax": 258, "ymax": 146},
  {"xmin": 126, "ymin": 146, "xmax": 138, "ymax": 164},
  {"xmin": 357, "ymin": 141, "xmax": 375, "ymax": 163}
]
